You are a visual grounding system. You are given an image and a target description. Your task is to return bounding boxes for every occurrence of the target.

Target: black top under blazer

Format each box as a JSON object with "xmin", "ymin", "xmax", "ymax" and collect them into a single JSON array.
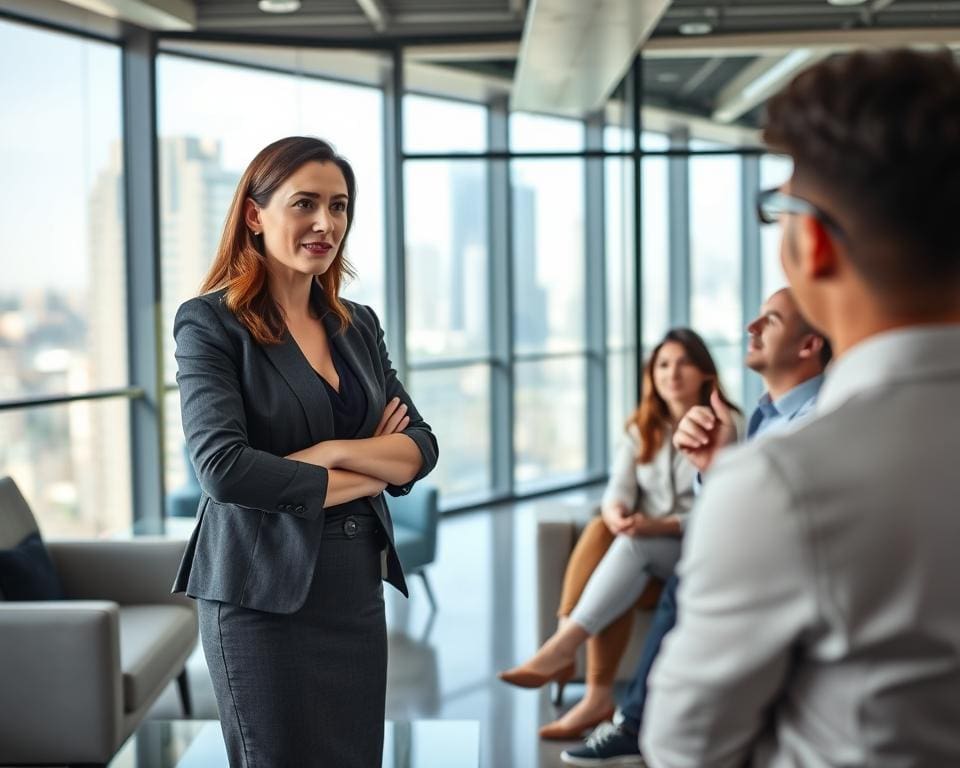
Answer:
[{"xmin": 171, "ymin": 287, "xmax": 438, "ymax": 614}]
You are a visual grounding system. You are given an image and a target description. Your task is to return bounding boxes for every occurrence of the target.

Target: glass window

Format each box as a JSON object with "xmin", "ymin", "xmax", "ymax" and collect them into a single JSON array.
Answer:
[
  {"xmin": 604, "ymin": 131, "xmax": 638, "ymax": 462},
  {"xmin": 0, "ymin": 19, "xmax": 128, "ymax": 401},
  {"xmin": 604, "ymin": 149, "xmax": 635, "ymax": 351},
  {"xmin": 760, "ymin": 154, "xmax": 793, "ymax": 298},
  {"xmin": 641, "ymin": 155, "xmax": 670, "ymax": 351},
  {"xmin": 689, "ymin": 154, "xmax": 743, "ymax": 402},
  {"xmin": 642, "ymin": 131, "xmax": 670, "ymax": 152},
  {"xmin": 606, "ymin": 350, "xmax": 637, "ymax": 465},
  {"xmin": 604, "ymin": 124, "xmax": 631, "ymax": 154},
  {"xmin": 514, "ymin": 357, "xmax": 587, "ymax": 489},
  {"xmin": 404, "ymin": 94, "xmax": 487, "ymax": 154},
  {"xmin": 405, "ymin": 159, "xmax": 488, "ymax": 362},
  {"xmin": 0, "ymin": 400, "xmax": 132, "ymax": 537},
  {"xmin": 408, "ymin": 365, "xmax": 491, "ymax": 501},
  {"xmin": 157, "ymin": 53, "xmax": 387, "ymax": 383},
  {"xmin": 511, "ymin": 160, "xmax": 586, "ymax": 354},
  {"xmin": 510, "ymin": 112, "xmax": 584, "ymax": 153}
]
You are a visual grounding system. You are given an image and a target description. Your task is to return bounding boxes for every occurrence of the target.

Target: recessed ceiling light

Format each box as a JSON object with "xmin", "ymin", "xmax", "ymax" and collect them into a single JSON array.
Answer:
[
  {"xmin": 678, "ymin": 21, "xmax": 713, "ymax": 35},
  {"xmin": 826, "ymin": 0, "xmax": 868, "ymax": 5},
  {"xmin": 258, "ymin": 0, "xmax": 301, "ymax": 13}
]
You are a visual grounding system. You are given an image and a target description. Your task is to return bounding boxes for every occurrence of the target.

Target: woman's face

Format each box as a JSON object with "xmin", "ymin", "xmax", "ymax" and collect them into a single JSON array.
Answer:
[
  {"xmin": 245, "ymin": 160, "xmax": 349, "ymax": 279},
  {"xmin": 652, "ymin": 341, "xmax": 711, "ymax": 408}
]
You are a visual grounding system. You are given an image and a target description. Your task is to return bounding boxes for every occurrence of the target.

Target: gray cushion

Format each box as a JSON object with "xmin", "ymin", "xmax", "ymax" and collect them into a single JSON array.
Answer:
[
  {"xmin": 119, "ymin": 605, "xmax": 196, "ymax": 712},
  {"xmin": 0, "ymin": 532, "xmax": 64, "ymax": 601},
  {"xmin": 0, "ymin": 477, "xmax": 40, "ymax": 551}
]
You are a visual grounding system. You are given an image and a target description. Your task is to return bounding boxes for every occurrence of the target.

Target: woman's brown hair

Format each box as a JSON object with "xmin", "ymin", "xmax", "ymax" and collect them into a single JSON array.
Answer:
[
  {"xmin": 200, "ymin": 136, "xmax": 358, "ymax": 343},
  {"xmin": 628, "ymin": 328, "xmax": 740, "ymax": 464}
]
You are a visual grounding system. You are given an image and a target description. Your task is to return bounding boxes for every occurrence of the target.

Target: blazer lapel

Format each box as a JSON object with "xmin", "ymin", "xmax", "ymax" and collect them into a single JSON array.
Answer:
[{"xmin": 262, "ymin": 333, "xmax": 333, "ymax": 444}]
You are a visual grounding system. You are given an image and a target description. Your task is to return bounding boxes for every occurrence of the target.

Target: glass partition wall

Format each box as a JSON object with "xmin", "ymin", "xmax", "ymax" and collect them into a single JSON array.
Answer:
[{"xmin": 0, "ymin": 11, "xmax": 783, "ymax": 529}]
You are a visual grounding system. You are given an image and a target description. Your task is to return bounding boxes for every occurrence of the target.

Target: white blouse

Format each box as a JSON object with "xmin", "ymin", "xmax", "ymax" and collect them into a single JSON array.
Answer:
[{"xmin": 600, "ymin": 424, "xmax": 697, "ymax": 529}]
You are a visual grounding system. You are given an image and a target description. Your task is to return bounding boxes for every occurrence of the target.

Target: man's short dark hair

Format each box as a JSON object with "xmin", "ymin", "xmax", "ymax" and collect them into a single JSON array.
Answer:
[
  {"xmin": 763, "ymin": 49, "xmax": 960, "ymax": 296},
  {"xmin": 795, "ymin": 314, "xmax": 833, "ymax": 368}
]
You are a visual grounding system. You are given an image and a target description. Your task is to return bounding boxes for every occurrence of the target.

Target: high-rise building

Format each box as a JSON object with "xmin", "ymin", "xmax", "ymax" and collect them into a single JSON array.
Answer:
[
  {"xmin": 158, "ymin": 137, "xmax": 240, "ymax": 494},
  {"xmin": 511, "ymin": 184, "xmax": 548, "ymax": 352},
  {"xmin": 85, "ymin": 141, "xmax": 130, "ymax": 535},
  {"xmin": 449, "ymin": 165, "xmax": 486, "ymax": 339}
]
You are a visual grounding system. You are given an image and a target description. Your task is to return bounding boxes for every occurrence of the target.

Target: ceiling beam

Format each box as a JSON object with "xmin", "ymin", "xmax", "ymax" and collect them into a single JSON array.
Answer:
[
  {"xmin": 354, "ymin": 0, "xmax": 389, "ymax": 32},
  {"xmin": 405, "ymin": 42, "xmax": 521, "ymax": 61},
  {"xmin": 711, "ymin": 49, "xmax": 829, "ymax": 123},
  {"xmin": 512, "ymin": 0, "xmax": 671, "ymax": 114},
  {"xmin": 643, "ymin": 27, "xmax": 960, "ymax": 58},
  {"xmin": 679, "ymin": 57, "xmax": 723, "ymax": 97},
  {"xmin": 197, "ymin": 10, "xmax": 520, "ymax": 30},
  {"xmin": 56, "ymin": 0, "xmax": 195, "ymax": 30}
]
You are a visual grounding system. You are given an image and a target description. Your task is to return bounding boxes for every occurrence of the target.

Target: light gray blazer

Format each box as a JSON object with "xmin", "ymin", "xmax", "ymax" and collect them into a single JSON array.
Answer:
[
  {"xmin": 171, "ymin": 287, "xmax": 438, "ymax": 613},
  {"xmin": 643, "ymin": 325, "xmax": 960, "ymax": 768}
]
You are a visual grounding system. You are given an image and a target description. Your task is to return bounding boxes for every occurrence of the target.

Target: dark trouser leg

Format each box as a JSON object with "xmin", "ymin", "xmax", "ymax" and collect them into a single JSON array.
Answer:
[{"xmin": 619, "ymin": 574, "xmax": 680, "ymax": 733}]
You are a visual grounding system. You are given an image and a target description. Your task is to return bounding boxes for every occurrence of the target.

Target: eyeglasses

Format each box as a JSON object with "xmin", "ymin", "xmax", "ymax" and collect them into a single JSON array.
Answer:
[{"xmin": 756, "ymin": 187, "xmax": 846, "ymax": 241}]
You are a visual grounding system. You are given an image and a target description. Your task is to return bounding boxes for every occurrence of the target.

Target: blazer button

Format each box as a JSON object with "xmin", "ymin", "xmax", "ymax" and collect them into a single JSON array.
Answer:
[
  {"xmin": 343, "ymin": 517, "xmax": 359, "ymax": 538},
  {"xmin": 295, "ymin": 504, "xmax": 306, "ymax": 514}
]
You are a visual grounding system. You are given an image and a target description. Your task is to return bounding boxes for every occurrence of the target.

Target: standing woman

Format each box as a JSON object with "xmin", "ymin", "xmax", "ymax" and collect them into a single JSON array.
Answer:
[{"xmin": 172, "ymin": 136, "xmax": 438, "ymax": 768}]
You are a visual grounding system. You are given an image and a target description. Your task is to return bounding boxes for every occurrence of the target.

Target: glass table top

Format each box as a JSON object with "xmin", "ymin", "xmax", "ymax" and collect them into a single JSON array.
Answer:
[{"xmin": 108, "ymin": 719, "xmax": 479, "ymax": 768}]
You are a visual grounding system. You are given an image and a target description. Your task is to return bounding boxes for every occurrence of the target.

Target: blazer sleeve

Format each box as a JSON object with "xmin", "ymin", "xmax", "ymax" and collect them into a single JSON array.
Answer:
[
  {"xmin": 365, "ymin": 306, "xmax": 439, "ymax": 497},
  {"xmin": 174, "ymin": 298, "xmax": 329, "ymax": 521},
  {"xmin": 601, "ymin": 429, "xmax": 640, "ymax": 511}
]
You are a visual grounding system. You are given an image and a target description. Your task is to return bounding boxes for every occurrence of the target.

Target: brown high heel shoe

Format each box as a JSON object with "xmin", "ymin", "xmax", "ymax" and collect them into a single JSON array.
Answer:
[
  {"xmin": 498, "ymin": 661, "xmax": 575, "ymax": 689},
  {"xmin": 538, "ymin": 707, "xmax": 616, "ymax": 741}
]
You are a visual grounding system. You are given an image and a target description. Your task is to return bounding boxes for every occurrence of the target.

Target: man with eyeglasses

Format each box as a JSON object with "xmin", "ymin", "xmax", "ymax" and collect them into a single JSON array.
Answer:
[
  {"xmin": 560, "ymin": 287, "xmax": 830, "ymax": 767},
  {"xmin": 641, "ymin": 49, "xmax": 960, "ymax": 768}
]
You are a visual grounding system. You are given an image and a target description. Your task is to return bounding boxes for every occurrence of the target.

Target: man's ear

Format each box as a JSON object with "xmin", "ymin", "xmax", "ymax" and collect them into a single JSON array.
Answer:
[
  {"xmin": 243, "ymin": 198, "xmax": 262, "ymax": 233},
  {"xmin": 796, "ymin": 333, "xmax": 824, "ymax": 361},
  {"xmin": 799, "ymin": 215, "xmax": 839, "ymax": 280}
]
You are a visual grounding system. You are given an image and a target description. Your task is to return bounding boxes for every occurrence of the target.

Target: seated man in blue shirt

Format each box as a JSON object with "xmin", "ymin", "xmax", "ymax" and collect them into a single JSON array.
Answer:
[{"xmin": 562, "ymin": 286, "xmax": 830, "ymax": 766}]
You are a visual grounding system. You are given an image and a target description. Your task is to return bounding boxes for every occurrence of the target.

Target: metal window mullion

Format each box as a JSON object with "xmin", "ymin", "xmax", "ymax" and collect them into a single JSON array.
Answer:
[
  {"xmin": 121, "ymin": 27, "xmax": 165, "ymax": 535},
  {"xmin": 487, "ymin": 94, "xmax": 514, "ymax": 497},
  {"xmin": 668, "ymin": 126, "xmax": 691, "ymax": 329},
  {"xmin": 585, "ymin": 112, "xmax": 607, "ymax": 474},
  {"xmin": 383, "ymin": 46, "xmax": 407, "ymax": 378},
  {"xmin": 741, "ymin": 155, "xmax": 763, "ymax": 407},
  {"xmin": 632, "ymin": 56, "xmax": 644, "ymax": 398}
]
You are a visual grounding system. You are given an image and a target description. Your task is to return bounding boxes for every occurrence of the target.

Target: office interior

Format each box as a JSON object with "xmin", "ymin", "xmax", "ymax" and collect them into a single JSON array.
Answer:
[{"xmin": 1, "ymin": 1, "xmax": 958, "ymax": 766}]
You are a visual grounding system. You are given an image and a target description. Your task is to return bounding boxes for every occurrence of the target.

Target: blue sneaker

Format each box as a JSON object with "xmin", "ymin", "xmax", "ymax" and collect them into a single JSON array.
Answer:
[{"xmin": 560, "ymin": 721, "xmax": 646, "ymax": 767}]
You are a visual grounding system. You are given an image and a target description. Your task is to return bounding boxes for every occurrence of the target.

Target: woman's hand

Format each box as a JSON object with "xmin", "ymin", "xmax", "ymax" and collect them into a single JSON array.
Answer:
[
  {"xmin": 600, "ymin": 502, "xmax": 634, "ymax": 535},
  {"xmin": 374, "ymin": 397, "xmax": 410, "ymax": 437},
  {"xmin": 622, "ymin": 512, "xmax": 682, "ymax": 538}
]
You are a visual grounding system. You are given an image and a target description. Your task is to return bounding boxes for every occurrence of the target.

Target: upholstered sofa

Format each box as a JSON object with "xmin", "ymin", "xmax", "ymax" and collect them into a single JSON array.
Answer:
[{"xmin": 0, "ymin": 477, "xmax": 198, "ymax": 766}]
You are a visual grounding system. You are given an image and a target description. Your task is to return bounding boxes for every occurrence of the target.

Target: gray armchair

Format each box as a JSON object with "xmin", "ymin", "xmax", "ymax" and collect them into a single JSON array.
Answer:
[
  {"xmin": 0, "ymin": 477, "xmax": 198, "ymax": 767},
  {"xmin": 537, "ymin": 508, "xmax": 660, "ymax": 705},
  {"xmin": 389, "ymin": 484, "xmax": 440, "ymax": 611}
]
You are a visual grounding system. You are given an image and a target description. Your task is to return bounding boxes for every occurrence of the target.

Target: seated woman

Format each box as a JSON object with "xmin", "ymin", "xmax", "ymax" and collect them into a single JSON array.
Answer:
[{"xmin": 500, "ymin": 328, "xmax": 742, "ymax": 740}]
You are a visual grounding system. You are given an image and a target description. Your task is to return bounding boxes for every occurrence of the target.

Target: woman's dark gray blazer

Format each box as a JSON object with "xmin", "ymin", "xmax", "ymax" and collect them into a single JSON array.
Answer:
[{"xmin": 171, "ymin": 287, "xmax": 438, "ymax": 613}]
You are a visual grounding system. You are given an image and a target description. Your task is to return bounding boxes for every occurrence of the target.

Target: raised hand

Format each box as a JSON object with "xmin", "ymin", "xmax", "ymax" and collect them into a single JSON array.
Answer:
[{"xmin": 672, "ymin": 388, "xmax": 738, "ymax": 472}]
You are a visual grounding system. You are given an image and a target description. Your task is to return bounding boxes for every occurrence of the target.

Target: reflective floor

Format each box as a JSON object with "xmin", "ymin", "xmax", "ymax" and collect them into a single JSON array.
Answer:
[
  {"xmin": 149, "ymin": 485, "xmax": 607, "ymax": 768},
  {"xmin": 109, "ymin": 720, "xmax": 480, "ymax": 768}
]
